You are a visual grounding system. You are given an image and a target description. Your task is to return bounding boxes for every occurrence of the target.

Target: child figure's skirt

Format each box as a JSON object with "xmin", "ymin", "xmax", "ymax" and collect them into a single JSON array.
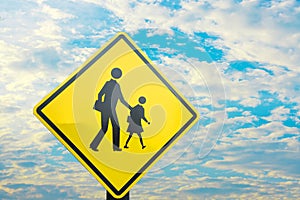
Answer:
[{"xmin": 126, "ymin": 116, "xmax": 143, "ymax": 133}]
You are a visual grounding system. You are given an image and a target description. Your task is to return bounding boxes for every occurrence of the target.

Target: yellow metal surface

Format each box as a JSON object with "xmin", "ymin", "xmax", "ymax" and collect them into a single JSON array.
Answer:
[{"xmin": 33, "ymin": 32, "xmax": 199, "ymax": 198}]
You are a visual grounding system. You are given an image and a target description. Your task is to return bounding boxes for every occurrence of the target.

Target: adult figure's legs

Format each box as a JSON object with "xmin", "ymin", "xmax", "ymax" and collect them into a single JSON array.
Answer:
[
  {"xmin": 90, "ymin": 112, "xmax": 109, "ymax": 151},
  {"xmin": 111, "ymin": 112, "xmax": 121, "ymax": 151}
]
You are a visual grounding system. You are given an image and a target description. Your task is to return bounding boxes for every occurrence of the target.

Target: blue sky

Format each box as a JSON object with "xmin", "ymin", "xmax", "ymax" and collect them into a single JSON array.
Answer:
[{"xmin": 1, "ymin": 0, "xmax": 300, "ymax": 199}]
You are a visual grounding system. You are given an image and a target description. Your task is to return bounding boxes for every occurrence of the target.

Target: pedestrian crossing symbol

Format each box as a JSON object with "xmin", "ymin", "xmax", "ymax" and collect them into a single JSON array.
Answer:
[{"xmin": 33, "ymin": 32, "xmax": 199, "ymax": 198}]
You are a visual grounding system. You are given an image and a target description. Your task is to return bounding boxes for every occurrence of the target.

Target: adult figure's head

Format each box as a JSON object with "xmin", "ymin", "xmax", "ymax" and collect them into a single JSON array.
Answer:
[
  {"xmin": 139, "ymin": 96, "xmax": 146, "ymax": 104},
  {"xmin": 111, "ymin": 68, "xmax": 122, "ymax": 79}
]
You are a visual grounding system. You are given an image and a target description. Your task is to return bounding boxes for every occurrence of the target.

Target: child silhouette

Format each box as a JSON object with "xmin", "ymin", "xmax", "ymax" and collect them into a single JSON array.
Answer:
[{"xmin": 124, "ymin": 96, "xmax": 150, "ymax": 149}]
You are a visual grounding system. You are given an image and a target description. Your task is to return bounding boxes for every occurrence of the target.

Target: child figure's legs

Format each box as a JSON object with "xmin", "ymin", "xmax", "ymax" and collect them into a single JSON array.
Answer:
[
  {"xmin": 124, "ymin": 132, "xmax": 133, "ymax": 148},
  {"xmin": 137, "ymin": 133, "xmax": 146, "ymax": 149}
]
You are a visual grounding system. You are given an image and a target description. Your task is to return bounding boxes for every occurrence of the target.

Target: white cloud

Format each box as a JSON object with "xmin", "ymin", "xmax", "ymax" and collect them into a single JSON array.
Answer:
[
  {"xmin": 84, "ymin": 0, "xmax": 300, "ymax": 68},
  {"xmin": 242, "ymin": 111, "xmax": 251, "ymax": 116},
  {"xmin": 222, "ymin": 63, "xmax": 300, "ymax": 113},
  {"xmin": 0, "ymin": 41, "xmax": 24, "ymax": 66},
  {"xmin": 40, "ymin": 5, "xmax": 74, "ymax": 20},
  {"xmin": 240, "ymin": 97, "xmax": 261, "ymax": 107},
  {"xmin": 226, "ymin": 107, "xmax": 239, "ymax": 112},
  {"xmin": 134, "ymin": 170, "xmax": 300, "ymax": 199},
  {"xmin": 203, "ymin": 144, "xmax": 300, "ymax": 180},
  {"xmin": 263, "ymin": 106, "xmax": 291, "ymax": 121},
  {"xmin": 229, "ymin": 121, "xmax": 299, "ymax": 150},
  {"xmin": 34, "ymin": 20, "xmax": 64, "ymax": 42}
]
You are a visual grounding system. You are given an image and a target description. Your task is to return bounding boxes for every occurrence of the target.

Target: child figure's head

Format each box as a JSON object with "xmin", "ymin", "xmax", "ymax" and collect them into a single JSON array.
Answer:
[{"xmin": 139, "ymin": 96, "xmax": 146, "ymax": 104}]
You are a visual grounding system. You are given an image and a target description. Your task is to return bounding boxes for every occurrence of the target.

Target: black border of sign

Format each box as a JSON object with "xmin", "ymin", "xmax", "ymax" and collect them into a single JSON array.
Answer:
[{"xmin": 36, "ymin": 34, "xmax": 198, "ymax": 196}]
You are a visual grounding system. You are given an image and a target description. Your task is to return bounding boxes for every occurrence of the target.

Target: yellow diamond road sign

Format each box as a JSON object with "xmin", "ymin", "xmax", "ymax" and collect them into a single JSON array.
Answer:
[{"xmin": 33, "ymin": 32, "xmax": 199, "ymax": 198}]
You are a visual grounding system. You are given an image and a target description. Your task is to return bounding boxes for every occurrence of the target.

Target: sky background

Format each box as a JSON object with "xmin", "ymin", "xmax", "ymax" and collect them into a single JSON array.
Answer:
[{"xmin": 1, "ymin": 0, "xmax": 300, "ymax": 199}]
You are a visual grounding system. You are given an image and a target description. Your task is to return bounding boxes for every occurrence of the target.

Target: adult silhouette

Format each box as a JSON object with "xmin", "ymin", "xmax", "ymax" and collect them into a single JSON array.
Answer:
[{"xmin": 90, "ymin": 68, "xmax": 131, "ymax": 151}]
